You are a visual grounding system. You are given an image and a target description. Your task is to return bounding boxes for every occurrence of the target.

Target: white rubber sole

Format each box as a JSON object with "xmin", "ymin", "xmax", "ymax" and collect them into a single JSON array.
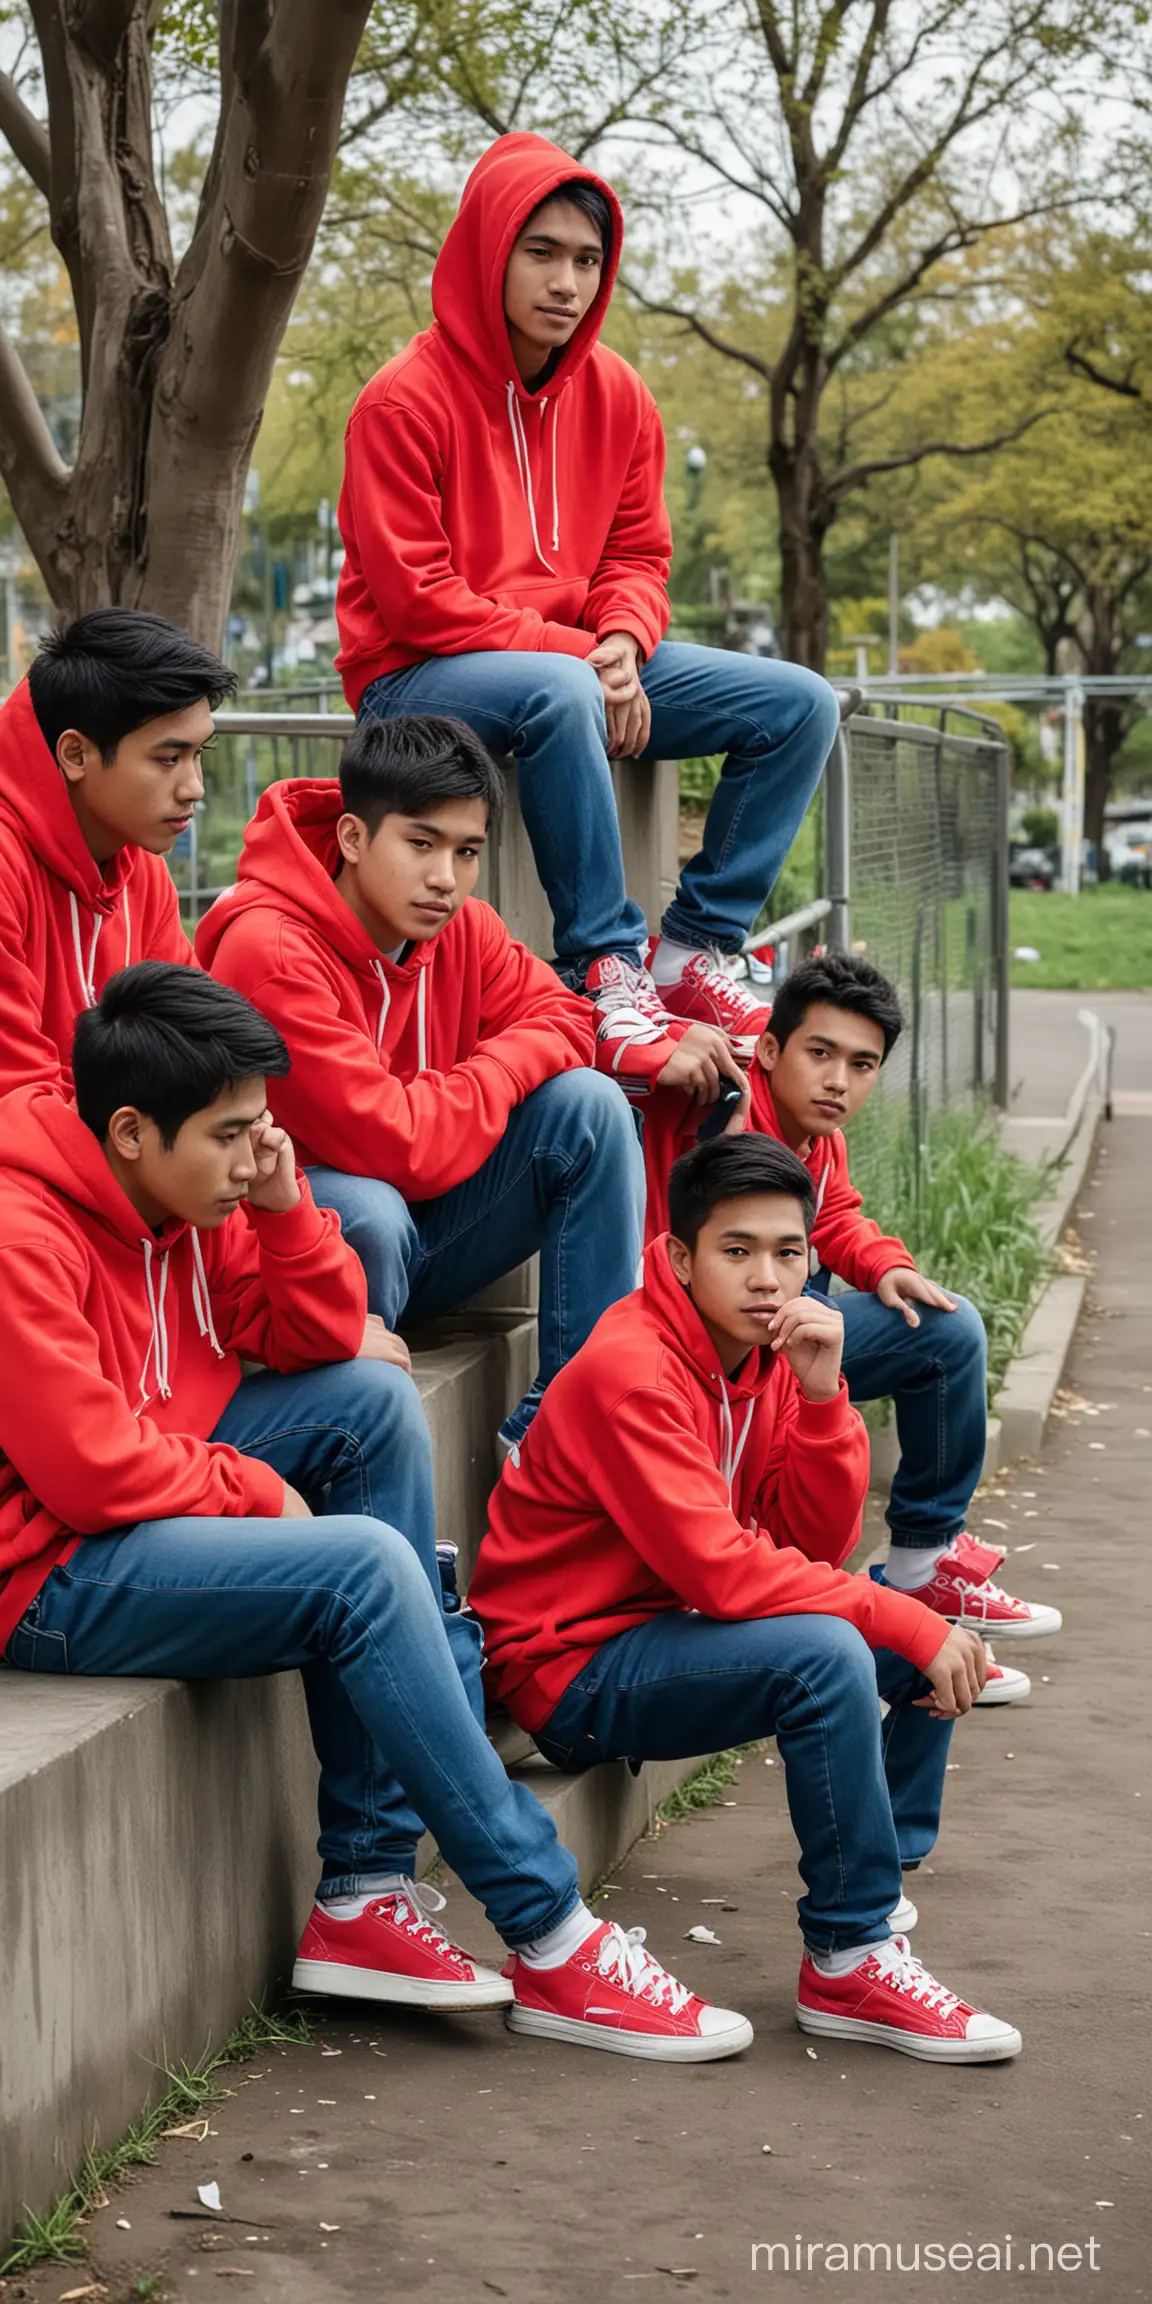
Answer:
[
  {"xmin": 291, "ymin": 1957, "xmax": 513, "ymax": 2011},
  {"xmin": 974, "ymin": 1670, "xmax": 1032, "ymax": 1705},
  {"xmin": 948, "ymin": 1606, "xmax": 1062, "ymax": 1641},
  {"xmin": 796, "ymin": 2006, "xmax": 1022, "ymax": 2063},
  {"xmin": 506, "ymin": 2004, "xmax": 754, "ymax": 2062}
]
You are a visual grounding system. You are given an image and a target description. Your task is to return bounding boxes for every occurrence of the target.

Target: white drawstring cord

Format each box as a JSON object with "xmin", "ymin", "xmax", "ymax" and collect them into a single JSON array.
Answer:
[
  {"xmin": 417, "ymin": 967, "xmax": 427, "ymax": 1072},
  {"xmin": 121, "ymin": 887, "xmax": 131, "ymax": 969},
  {"xmin": 545, "ymin": 395, "xmax": 560, "ymax": 551},
  {"xmin": 190, "ymin": 1229, "xmax": 225, "ymax": 1359},
  {"xmin": 373, "ymin": 961, "xmax": 391, "ymax": 1051},
  {"xmin": 137, "ymin": 1239, "xmax": 172, "ymax": 1410},
  {"xmin": 717, "ymin": 1388, "xmax": 755, "ymax": 1498},
  {"xmin": 505, "ymin": 381, "xmax": 558, "ymax": 573},
  {"xmin": 68, "ymin": 891, "xmax": 102, "ymax": 1008}
]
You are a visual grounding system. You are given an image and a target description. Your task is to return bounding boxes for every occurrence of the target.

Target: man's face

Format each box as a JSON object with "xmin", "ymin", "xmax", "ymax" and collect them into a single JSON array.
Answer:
[
  {"xmin": 503, "ymin": 198, "xmax": 605, "ymax": 377},
  {"xmin": 58, "ymin": 702, "xmax": 212, "ymax": 864},
  {"xmin": 112, "ymin": 1079, "xmax": 268, "ymax": 1231},
  {"xmin": 668, "ymin": 1193, "xmax": 810, "ymax": 1366},
  {"xmin": 337, "ymin": 796, "xmax": 488, "ymax": 948},
  {"xmin": 757, "ymin": 1001, "xmax": 886, "ymax": 1140}
]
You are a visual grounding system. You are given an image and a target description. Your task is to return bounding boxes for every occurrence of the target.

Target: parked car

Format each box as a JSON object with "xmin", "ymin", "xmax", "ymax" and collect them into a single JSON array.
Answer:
[
  {"xmin": 1105, "ymin": 821, "xmax": 1152, "ymax": 886},
  {"xmin": 1008, "ymin": 842, "xmax": 1058, "ymax": 890}
]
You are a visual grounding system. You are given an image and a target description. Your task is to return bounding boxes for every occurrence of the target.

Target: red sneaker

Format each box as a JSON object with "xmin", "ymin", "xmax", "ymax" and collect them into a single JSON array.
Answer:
[
  {"xmin": 797, "ymin": 1935, "xmax": 1022, "ymax": 2063},
  {"xmin": 974, "ymin": 1642, "xmax": 1032, "ymax": 1706},
  {"xmin": 506, "ymin": 1920, "xmax": 753, "ymax": 2063},
  {"xmin": 953, "ymin": 1529, "xmax": 1008, "ymax": 1580},
  {"xmin": 648, "ymin": 941, "xmax": 770, "ymax": 1053},
  {"xmin": 584, "ymin": 954, "xmax": 676, "ymax": 1083},
  {"xmin": 913, "ymin": 1550, "xmax": 1062, "ymax": 1640},
  {"xmin": 292, "ymin": 1881, "xmax": 513, "ymax": 2011}
]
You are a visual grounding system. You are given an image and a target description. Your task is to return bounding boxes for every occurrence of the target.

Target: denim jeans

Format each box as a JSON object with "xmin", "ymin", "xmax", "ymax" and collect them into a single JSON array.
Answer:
[
  {"xmin": 3, "ymin": 1362, "xmax": 579, "ymax": 1945},
  {"xmin": 308, "ymin": 1070, "xmax": 644, "ymax": 1447},
  {"xmin": 536, "ymin": 1611, "xmax": 952, "ymax": 1954},
  {"xmin": 363, "ymin": 641, "xmax": 840, "ymax": 973},
  {"xmin": 833, "ymin": 1289, "xmax": 988, "ymax": 1550}
]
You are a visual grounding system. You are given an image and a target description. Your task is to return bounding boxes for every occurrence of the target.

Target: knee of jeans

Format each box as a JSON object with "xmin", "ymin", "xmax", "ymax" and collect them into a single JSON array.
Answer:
[
  {"xmin": 522, "ymin": 654, "xmax": 606, "ymax": 737},
  {"xmin": 323, "ymin": 1356, "xmax": 430, "ymax": 1450},
  {"xmin": 931, "ymin": 1293, "xmax": 987, "ymax": 1371},
  {"xmin": 535, "ymin": 1065, "xmax": 638, "ymax": 1143},
  {"xmin": 759, "ymin": 663, "xmax": 839, "ymax": 753},
  {"xmin": 330, "ymin": 1515, "xmax": 432, "ymax": 1608},
  {"xmin": 792, "ymin": 1614, "xmax": 877, "ymax": 1704}
]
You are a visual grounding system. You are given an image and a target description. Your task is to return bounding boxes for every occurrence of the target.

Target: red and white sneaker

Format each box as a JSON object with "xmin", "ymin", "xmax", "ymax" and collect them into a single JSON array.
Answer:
[
  {"xmin": 889, "ymin": 1891, "xmax": 918, "ymax": 1931},
  {"xmin": 913, "ymin": 1550, "xmax": 1062, "ymax": 1640},
  {"xmin": 797, "ymin": 1935, "xmax": 1022, "ymax": 2064},
  {"xmin": 953, "ymin": 1528, "xmax": 1008, "ymax": 1580},
  {"xmin": 649, "ymin": 939, "xmax": 770, "ymax": 1055},
  {"xmin": 584, "ymin": 954, "xmax": 677, "ymax": 1086},
  {"xmin": 292, "ymin": 1881, "xmax": 513, "ymax": 2011},
  {"xmin": 974, "ymin": 1641, "xmax": 1032, "ymax": 1706},
  {"xmin": 505, "ymin": 1920, "xmax": 753, "ymax": 2063}
]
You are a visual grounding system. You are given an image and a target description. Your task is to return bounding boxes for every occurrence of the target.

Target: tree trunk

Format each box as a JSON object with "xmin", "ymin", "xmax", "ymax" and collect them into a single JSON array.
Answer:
[
  {"xmin": 1083, "ymin": 696, "xmax": 1127, "ymax": 883},
  {"xmin": 771, "ymin": 443, "xmax": 829, "ymax": 671}
]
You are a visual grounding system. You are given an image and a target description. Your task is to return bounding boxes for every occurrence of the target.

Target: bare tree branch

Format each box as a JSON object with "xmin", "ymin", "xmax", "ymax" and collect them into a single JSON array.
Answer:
[
  {"xmin": 0, "ymin": 319, "xmax": 69, "ymax": 584},
  {"xmin": 0, "ymin": 68, "xmax": 50, "ymax": 195},
  {"xmin": 1065, "ymin": 340, "xmax": 1144, "ymax": 401},
  {"xmin": 828, "ymin": 407, "xmax": 1055, "ymax": 500},
  {"xmin": 620, "ymin": 274, "xmax": 773, "ymax": 381}
]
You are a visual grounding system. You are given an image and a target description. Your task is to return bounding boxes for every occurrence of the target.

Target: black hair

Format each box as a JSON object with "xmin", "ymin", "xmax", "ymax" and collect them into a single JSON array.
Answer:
[
  {"xmin": 767, "ymin": 953, "xmax": 903, "ymax": 1063},
  {"xmin": 73, "ymin": 961, "xmax": 289, "ymax": 1148},
  {"xmin": 529, "ymin": 177, "xmax": 613, "ymax": 258},
  {"xmin": 668, "ymin": 1134, "xmax": 817, "ymax": 1250},
  {"xmin": 29, "ymin": 608, "xmax": 237, "ymax": 764},
  {"xmin": 339, "ymin": 713, "xmax": 505, "ymax": 836}
]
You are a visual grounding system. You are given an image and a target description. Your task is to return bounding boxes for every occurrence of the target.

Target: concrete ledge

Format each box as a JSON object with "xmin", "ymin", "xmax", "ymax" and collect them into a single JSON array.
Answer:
[{"xmin": 996, "ymin": 1275, "xmax": 1087, "ymax": 1463}]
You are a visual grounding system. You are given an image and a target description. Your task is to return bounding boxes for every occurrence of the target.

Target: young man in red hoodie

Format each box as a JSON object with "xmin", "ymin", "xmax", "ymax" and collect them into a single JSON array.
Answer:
[
  {"xmin": 0, "ymin": 607, "xmax": 236, "ymax": 1101},
  {"xmin": 199, "ymin": 713, "xmax": 645, "ymax": 1450},
  {"xmin": 643, "ymin": 954, "xmax": 1061, "ymax": 1698},
  {"xmin": 470, "ymin": 1134, "xmax": 1024, "ymax": 2063},
  {"xmin": 335, "ymin": 131, "xmax": 840, "ymax": 1103},
  {"xmin": 0, "ymin": 961, "xmax": 749, "ymax": 2059}
]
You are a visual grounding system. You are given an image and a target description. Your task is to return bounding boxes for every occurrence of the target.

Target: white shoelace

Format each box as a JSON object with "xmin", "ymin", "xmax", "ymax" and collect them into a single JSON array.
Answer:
[
  {"xmin": 685, "ymin": 947, "xmax": 768, "ymax": 1024},
  {"xmin": 374, "ymin": 1878, "xmax": 469, "ymax": 1965},
  {"xmin": 595, "ymin": 1923, "xmax": 692, "ymax": 2015},
  {"xmin": 957, "ymin": 1573, "xmax": 1023, "ymax": 1616},
  {"xmin": 870, "ymin": 1933, "xmax": 960, "ymax": 2019}
]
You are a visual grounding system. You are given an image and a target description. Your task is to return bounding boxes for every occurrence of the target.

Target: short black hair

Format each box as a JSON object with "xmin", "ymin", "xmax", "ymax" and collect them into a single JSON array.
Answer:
[
  {"xmin": 73, "ymin": 961, "xmax": 289, "ymax": 1148},
  {"xmin": 767, "ymin": 954, "xmax": 903, "ymax": 1062},
  {"xmin": 339, "ymin": 713, "xmax": 505, "ymax": 836},
  {"xmin": 530, "ymin": 177, "xmax": 613, "ymax": 257},
  {"xmin": 29, "ymin": 608, "xmax": 237, "ymax": 764},
  {"xmin": 668, "ymin": 1134, "xmax": 817, "ymax": 1250}
]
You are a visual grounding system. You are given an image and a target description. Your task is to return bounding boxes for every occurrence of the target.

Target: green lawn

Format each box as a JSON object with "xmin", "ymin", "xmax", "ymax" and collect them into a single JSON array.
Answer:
[{"xmin": 1010, "ymin": 883, "xmax": 1152, "ymax": 990}]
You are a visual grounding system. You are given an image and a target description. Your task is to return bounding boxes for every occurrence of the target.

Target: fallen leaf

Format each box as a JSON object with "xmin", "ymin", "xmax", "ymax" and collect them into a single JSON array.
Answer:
[
  {"xmin": 57, "ymin": 2287, "xmax": 107, "ymax": 2301},
  {"xmin": 115, "ymin": 2217, "xmax": 131, "ymax": 2230},
  {"xmin": 160, "ymin": 2118, "xmax": 210, "ymax": 2141},
  {"xmin": 685, "ymin": 1925, "xmax": 721, "ymax": 1944},
  {"xmin": 319, "ymin": 2221, "xmax": 341, "ymax": 2232},
  {"xmin": 198, "ymin": 2182, "xmax": 222, "ymax": 2213},
  {"xmin": 214, "ymin": 2272, "xmax": 254, "ymax": 2280},
  {"xmin": 482, "ymin": 2286, "xmax": 509, "ymax": 2297},
  {"xmin": 319, "ymin": 2045, "xmax": 342, "ymax": 2057}
]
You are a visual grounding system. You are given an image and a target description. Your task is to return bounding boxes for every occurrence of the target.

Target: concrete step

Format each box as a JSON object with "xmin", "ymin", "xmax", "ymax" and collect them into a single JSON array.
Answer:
[{"xmin": 0, "ymin": 1314, "xmax": 702, "ymax": 2243}]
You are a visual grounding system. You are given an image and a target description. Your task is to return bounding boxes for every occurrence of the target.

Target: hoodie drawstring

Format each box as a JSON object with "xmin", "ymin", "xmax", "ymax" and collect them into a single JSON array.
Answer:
[
  {"xmin": 374, "ymin": 960, "xmax": 428, "ymax": 1071},
  {"xmin": 69, "ymin": 892, "xmax": 102, "ymax": 1009},
  {"xmin": 717, "ymin": 1389, "xmax": 755, "ymax": 1500},
  {"xmin": 190, "ymin": 1230, "xmax": 225, "ymax": 1360},
  {"xmin": 138, "ymin": 1238, "xmax": 172, "ymax": 1411},
  {"xmin": 505, "ymin": 381, "xmax": 560, "ymax": 572}
]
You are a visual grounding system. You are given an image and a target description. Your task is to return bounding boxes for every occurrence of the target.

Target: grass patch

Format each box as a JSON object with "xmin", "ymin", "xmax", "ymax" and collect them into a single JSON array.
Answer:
[
  {"xmin": 1, "ymin": 2002, "xmax": 313, "ymax": 2277},
  {"xmin": 848, "ymin": 1103, "xmax": 1052, "ymax": 1399},
  {"xmin": 1011, "ymin": 884, "xmax": 1152, "ymax": 990},
  {"xmin": 649, "ymin": 1745, "xmax": 759, "ymax": 1831}
]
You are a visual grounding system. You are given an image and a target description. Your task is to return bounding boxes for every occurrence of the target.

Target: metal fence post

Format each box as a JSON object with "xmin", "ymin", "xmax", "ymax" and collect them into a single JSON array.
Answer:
[
  {"xmin": 825, "ymin": 721, "xmax": 852, "ymax": 951},
  {"xmin": 992, "ymin": 737, "xmax": 1011, "ymax": 1110}
]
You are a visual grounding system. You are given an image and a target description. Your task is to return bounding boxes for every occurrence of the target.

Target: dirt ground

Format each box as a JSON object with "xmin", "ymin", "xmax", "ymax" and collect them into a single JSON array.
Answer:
[{"xmin": 3, "ymin": 1120, "xmax": 1149, "ymax": 2304}]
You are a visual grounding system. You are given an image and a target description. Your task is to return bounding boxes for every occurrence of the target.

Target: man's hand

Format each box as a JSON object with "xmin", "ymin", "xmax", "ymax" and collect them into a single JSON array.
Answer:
[
  {"xmin": 246, "ymin": 1111, "xmax": 301, "ymax": 1215},
  {"xmin": 914, "ymin": 1624, "xmax": 988, "ymax": 1718},
  {"xmin": 766, "ymin": 1293, "xmax": 844, "ymax": 1403},
  {"xmin": 589, "ymin": 632, "xmax": 651, "ymax": 759},
  {"xmin": 357, "ymin": 1311, "xmax": 412, "ymax": 1374},
  {"xmin": 656, "ymin": 1023, "xmax": 749, "ymax": 1106},
  {"xmin": 876, "ymin": 1267, "xmax": 956, "ymax": 1329},
  {"xmin": 280, "ymin": 1481, "xmax": 313, "ymax": 1519}
]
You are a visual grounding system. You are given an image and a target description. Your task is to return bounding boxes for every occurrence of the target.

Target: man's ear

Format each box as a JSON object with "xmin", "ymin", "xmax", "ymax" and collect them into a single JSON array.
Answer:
[
  {"xmin": 667, "ymin": 1234, "xmax": 692, "ymax": 1287},
  {"xmin": 756, "ymin": 1029, "xmax": 779, "ymax": 1075},
  {"xmin": 56, "ymin": 729, "xmax": 96, "ymax": 788},
  {"xmin": 106, "ymin": 1106, "xmax": 146, "ymax": 1163},
  {"xmin": 336, "ymin": 810, "xmax": 370, "ymax": 868}
]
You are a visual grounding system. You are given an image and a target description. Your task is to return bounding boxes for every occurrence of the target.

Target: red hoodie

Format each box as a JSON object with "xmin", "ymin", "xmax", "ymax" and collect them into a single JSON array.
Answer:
[
  {"xmin": 640, "ymin": 1057, "xmax": 915, "ymax": 1286},
  {"xmin": 0, "ymin": 678, "xmax": 192, "ymax": 1101},
  {"xmin": 0, "ymin": 1086, "xmax": 366, "ymax": 1655},
  {"xmin": 469, "ymin": 1237, "xmax": 948, "ymax": 1731},
  {"xmin": 334, "ymin": 133, "xmax": 672, "ymax": 705},
  {"xmin": 195, "ymin": 778, "xmax": 596, "ymax": 1197}
]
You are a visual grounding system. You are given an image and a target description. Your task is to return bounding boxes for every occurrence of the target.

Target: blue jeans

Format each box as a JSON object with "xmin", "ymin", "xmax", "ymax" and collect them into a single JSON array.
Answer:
[
  {"xmin": 833, "ymin": 1289, "xmax": 988, "ymax": 1550},
  {"xmin": 536, "ymin": 1612, "xmax": 952, "ymax": 1954},
  {"xmin": 308, "ymin": 1070, "xmax": 644, "ymax": 1448},
  {"xmin": 3, "ymin": 1362, "xmax": 579, "ymax": 1945},
  {"xmin": 363, "ymin": 641, "xmax": 839, "ymax": 972}
]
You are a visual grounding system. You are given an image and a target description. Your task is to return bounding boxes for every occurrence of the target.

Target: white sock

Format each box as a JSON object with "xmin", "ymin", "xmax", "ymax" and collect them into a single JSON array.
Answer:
[
  {"xmin": 649, "ymin": 936, "xmax": 701, "ymax": 987},
  {"xmin": 810, "ymin": 1939, "xmax": 885, "ymax": 1976},
  {"xmin": 517, "ymin": 1900, "xmax": 600, "ymax": 1968},
  {"xmin": 882, "ymin": 1539, "xmax": 956, "ymax": 1591},
  {"xmin": 320, "ymin": 1873, "xmax": 410, "ymax": 1919}
]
